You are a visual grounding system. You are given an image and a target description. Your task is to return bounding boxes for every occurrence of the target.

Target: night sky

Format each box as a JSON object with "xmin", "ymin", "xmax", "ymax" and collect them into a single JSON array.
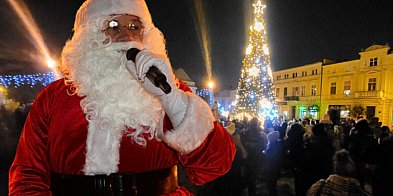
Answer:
[{"xmin": 1, "ymin": 0, "xmax": 393, "ymax": 91}]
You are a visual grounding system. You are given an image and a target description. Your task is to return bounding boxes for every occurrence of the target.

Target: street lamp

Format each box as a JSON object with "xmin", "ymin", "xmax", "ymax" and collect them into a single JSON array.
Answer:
[
  {"xmin": 207, "ymin": 80, "xmax": 215, "ymax": 108},
  {"xmin": 46, "ymin": 58, "xmax": 56, "ymax": 68},
  {"xmin": 208, "ymin": 80, "xmax": 214, "ymax": 90}
]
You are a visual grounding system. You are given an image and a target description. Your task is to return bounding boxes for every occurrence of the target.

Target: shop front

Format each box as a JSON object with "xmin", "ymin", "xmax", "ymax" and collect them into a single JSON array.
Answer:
[
  {"xmin": 328, "ymin": 105, "xmax": 350, "ymax": 125},
  {"xmin": 298, "ymin": 105, "xmax": 319, "ymax": 120},
  {"xmin": 308, "ymin": 105, "xmax": 319, "ymax": 120}
]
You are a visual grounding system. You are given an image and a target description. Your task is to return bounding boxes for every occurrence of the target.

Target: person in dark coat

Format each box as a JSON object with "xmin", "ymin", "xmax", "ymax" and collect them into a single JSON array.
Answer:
[
  {"xmin": 284, "ymin": 123, "xmax": 308, "ymax": 196},
  {"xmin": 201, "ymin": 122, "xmax": 247, "ymax": 196},
  {"xmin": 369, "ymin": 116, "xmax": 382, "ymax": 140},
  {"xmin": 362, "ymin": 143, "xmax": 393, "ymax": 196},
  {"xmin": 14, "ymin": 104, "xmax": 28, "ymax": 133},
  {"xmin": 304, "ymin": 123, "xmax": 335, "ymax": 191},
  {"xmin": 347, "ymin": 119, "xmax": 377, "ymax": 188},
  {"xmin": 308, "ymin": 150, "xmax": 367, "ymax": 196},
  {"xmin": 263, "ymin": 131, "xmax": 283, "ymax": 196},
  {"xmin": 378, "ymin": 126, "xmax": 390, "ymax": 144},
  {"xmin": 279, "ymin": 120, "xmax": 288, "ymax": 140},
  {"xmin": 241, "ymin": 117, "xmax": 266, "ymax": 196}
]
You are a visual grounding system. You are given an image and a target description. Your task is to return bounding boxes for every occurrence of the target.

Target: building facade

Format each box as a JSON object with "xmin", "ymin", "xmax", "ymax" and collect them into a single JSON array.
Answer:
[
  {"xmin": 273, "ymin": 62, "xmax": 322, "ymax": 120},
  {"xmin": 273, "ymin": 45, "xmax": 393, "ymax": 126}
]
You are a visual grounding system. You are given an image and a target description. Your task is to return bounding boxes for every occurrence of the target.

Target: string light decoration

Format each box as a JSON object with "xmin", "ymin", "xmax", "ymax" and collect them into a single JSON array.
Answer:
[
  {"xmin": 234, "ymin": 0, "xmax": 277, "ymax": 120},
  {"xmin": 0, "ymin": 72, "xmax": 216, "ymax": 109},
  {"xmin": 196, "ymin": 88, "xmax": 214, "ymax": 107},
  {"xmin": 0, "ymin": 72, "xmax": 55, "ymax": 88}
]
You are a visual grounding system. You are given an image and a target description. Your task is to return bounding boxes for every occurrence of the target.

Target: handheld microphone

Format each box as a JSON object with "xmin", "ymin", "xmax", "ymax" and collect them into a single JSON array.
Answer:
[{"xmin": 126, "ymin": 48, "xmax": 171, "ymax": 94}]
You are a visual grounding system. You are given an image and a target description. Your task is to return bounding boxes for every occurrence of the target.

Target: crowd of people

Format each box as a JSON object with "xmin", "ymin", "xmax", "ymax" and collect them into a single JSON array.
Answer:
[
  {"xmin": 5, "ymin": 101, "xmax": 393, "ymax": 195},
  {"xmin": 0, "ymin": 103, "xmax": 31, "ymax": 195},
  {"xmin": 204, "ymin": 114, "xmax": 393, "ymax": 196}
]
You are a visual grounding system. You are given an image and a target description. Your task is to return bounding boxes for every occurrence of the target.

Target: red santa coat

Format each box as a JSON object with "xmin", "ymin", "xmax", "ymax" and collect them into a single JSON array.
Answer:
[{"xmin": 9, "ymin": 79, "xmax": 236, "ymax": 195}]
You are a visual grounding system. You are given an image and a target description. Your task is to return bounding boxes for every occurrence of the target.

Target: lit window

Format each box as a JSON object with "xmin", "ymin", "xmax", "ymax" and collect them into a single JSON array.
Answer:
[
  {"xmin": 301, "ymin": 86, "xmax": 306, "ymax": 96},
  {"xmin": 344, "ymin": 81, "xmax": 351, "ymax": 95},
  {"xmin": 293, "ymin": 87, "xmax": 299, "ymax": 96},
  {"xmin": 368, "ymin": 78, "xmax": 376, "ymax": 91},
  {"xmin": 369, "ymin": 58, "xmax": 378, "ymax": 67},
  {"xmin": 311, "ymin": 85, "xmax": 317, "ymax": 96},
  {"xmin": 276, "ymin": 88, "xmax": 280, "ymax": 97},
  {"xmin": 330, "ymin": 82, "xmax": 336, "ymax": 95}
]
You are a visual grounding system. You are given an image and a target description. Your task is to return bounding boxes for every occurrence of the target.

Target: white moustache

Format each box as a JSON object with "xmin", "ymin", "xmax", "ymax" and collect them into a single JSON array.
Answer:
[{"xmin": 104, "ymin": 41, "xmax": 144, "ymax": 52}]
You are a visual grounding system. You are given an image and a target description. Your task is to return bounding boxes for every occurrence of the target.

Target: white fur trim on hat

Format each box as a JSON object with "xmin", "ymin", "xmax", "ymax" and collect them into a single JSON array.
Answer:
[
  {"xmin": 161, "ymin": 92, "xmax": 215, "ymax": 154},
  {"xmin": 75, "ymin": 0, "xmax": 153, "ymax": 30}
]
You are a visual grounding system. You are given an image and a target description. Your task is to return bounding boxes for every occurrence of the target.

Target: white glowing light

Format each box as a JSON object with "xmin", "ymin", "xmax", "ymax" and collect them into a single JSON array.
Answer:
[
  {"xmin": 259, "ymin": 98, "xmax": 273, "ymax": 109},
  {"xmin": 268, "ymin": 68, "xmax": 273, "ymax": 78},
  {"xmin": 208, "ymin": 81, "xmax": 215, "ymax": 89},
  {"xmin": 263, "ymin": 44, "xmax": 269, "ymax": 55},
  {"xmin": 46, "ymin": 59, "xmax": 56, "ymax": 68},
  {"xmin": 253, "ymin": 0, "xmax": 266, "ymax": 15},
  {"xmin": 246, "ymin": 44, "xmax": 253, "ymax": 55},
  {"xmin": 221, "ymin": 111, "xmax": 229, "ymax": 118},
  {"xmin": 254, "ymin": 22, "xmax": 264, "ymax": 32},
  {"xmin": 248, "ymin": 66, "xmax": 259, "ymax": 77}
]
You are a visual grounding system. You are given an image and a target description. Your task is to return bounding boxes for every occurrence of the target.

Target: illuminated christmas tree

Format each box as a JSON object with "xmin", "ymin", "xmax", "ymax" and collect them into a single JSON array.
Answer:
[{"xmin": 234, "ymin": 0, "xmax": 277, "ymax": 120}]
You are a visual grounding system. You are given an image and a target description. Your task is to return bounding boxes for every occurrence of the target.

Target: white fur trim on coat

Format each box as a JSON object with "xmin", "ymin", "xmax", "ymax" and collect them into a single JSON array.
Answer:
[
  {"xmin": 161, "ymin": 92, "xmax": 215, "ymax": 154},
  {"xmin": 83, "ymin": 119, "xmax": 123, "ymax": 175}
]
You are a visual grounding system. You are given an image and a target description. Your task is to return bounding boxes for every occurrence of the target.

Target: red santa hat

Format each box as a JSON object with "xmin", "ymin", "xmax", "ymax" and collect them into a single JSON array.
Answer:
[{"xmin": 74, "ymin": 0, "xmax": 153, "ymax": 31}]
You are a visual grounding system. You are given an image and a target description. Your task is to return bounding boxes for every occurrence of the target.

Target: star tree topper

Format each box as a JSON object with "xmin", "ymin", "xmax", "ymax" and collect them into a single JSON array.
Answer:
[{"xmin": 253, "ymin": 0, "xmax": 266, "ymax": 15}]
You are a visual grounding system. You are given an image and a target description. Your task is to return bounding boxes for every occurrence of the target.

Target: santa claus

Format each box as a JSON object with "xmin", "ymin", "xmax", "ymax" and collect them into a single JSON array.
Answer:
[{"xmin": 9, "ymin": 0, "xmax": 235, "ymax": 195}]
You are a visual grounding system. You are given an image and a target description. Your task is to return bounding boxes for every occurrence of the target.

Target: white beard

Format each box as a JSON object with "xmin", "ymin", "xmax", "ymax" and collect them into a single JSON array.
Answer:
[{"xmin": 70, "ymin": 41, "xmax": 164, "ymax": 174}]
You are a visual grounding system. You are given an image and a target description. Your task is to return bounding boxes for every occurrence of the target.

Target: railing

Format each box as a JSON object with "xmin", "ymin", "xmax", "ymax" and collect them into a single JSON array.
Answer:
[
  {"xmin": 277, "ymin": 95, "xmax": 320, "ymax": 102},
  {"xmin": 326, "ymin": 94, "xmax": 355, "ymax": 100},
  {"xmin": 284, "ymin": 96, "xmax": 299, "ymax": 101},
  {"xmin": 355, "ymin": 90, "xmax": 384, "ymax": 98},
  {"xmin": 299, "ymin": 95, "xmax": 321, "ymax": 101}
]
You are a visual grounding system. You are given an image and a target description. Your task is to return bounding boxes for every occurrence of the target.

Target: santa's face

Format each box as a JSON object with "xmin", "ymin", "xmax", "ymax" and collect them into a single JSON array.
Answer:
[
  {"xmin": 102, "ymin": 14, "xmax": 144, "ymax": 44},
  {"xmin": 60, "ymin": 13, "xmax": 166, "ymax": 147}
]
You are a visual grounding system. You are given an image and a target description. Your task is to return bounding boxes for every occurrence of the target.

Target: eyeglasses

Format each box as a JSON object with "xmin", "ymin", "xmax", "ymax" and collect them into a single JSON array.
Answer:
[{"xmin": 103, "ymin": 19, "xmax": 144, "ymax": 36}]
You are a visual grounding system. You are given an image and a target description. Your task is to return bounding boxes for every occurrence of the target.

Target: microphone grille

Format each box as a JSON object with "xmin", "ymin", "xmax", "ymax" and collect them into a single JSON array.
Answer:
[{"xmin": 126, "ymin": 48, "xmax": 141, "ymax": 62}]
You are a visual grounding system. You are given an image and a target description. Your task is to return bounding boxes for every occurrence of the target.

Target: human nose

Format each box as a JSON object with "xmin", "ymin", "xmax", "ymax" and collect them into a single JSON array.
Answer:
[{"xmin": 114, "ymin": 27, "xmax": 136, "ymax": 42}]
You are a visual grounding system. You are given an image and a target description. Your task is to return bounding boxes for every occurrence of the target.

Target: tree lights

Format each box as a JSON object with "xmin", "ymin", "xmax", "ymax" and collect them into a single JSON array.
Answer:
[{"xmin": 234, "ymin": 0, "xmax": 277, "ymax": 120}]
